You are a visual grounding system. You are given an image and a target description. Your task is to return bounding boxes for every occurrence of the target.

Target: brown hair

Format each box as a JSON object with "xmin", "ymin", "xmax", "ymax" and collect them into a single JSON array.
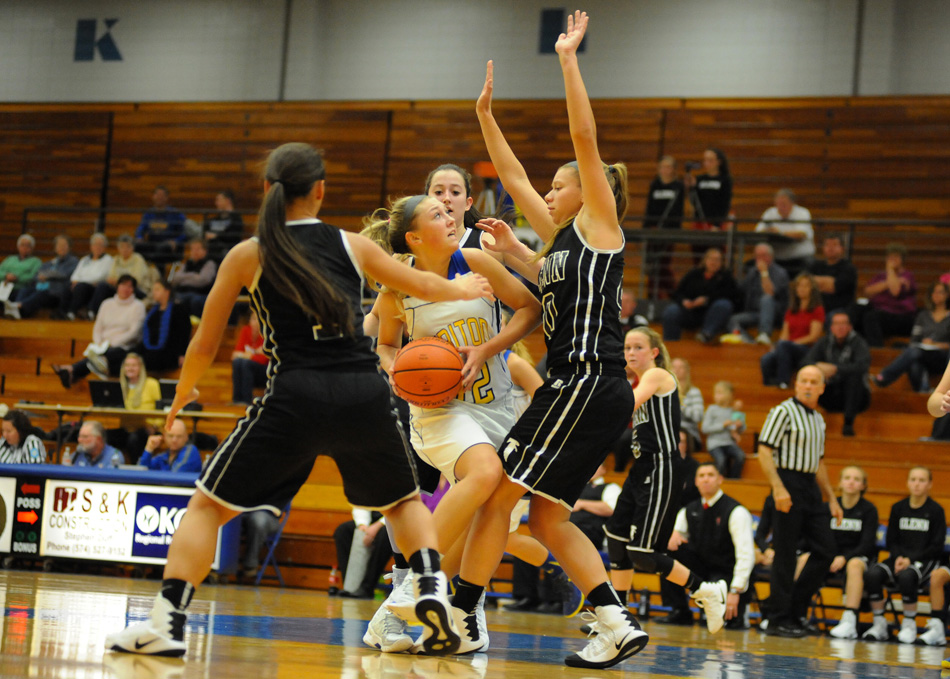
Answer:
[{"xmin": 789, "ymin": 271, "xmax": 822, "ymax": 313}]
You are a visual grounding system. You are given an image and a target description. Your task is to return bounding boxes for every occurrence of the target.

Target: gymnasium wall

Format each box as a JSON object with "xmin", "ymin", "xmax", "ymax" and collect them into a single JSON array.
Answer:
[{"xmin": 1, "ymin": 0, "xmax": 949, "ymax": 102}]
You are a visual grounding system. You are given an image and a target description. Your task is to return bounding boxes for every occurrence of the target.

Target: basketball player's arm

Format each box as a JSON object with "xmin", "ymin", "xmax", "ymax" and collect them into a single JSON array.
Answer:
[
  {"xmin": 346, "ymin": 233, "xmax": 493, "ymax": 302},
  {"xmin": 456, "ymin": 250, "xmax": 541, "ymax": 389},
  {"xmin": 817, "ymin": 461, "xmax": 843, "ymax": 524},
  {"xmin": 506, "ymin": 352, "xmax": 544, "ymax": 398},
  {"xmin": 476, "ymin": 60, "xmax": 557, "ymax": 242},
  {"xmin": 927, "ymin": 361, "xmax": 950, "ymax": 418},
  {"xmin": 167, "ymin": 241, "xmax": 255, "ymax": 428},
  {"xmin": 557, "ymin": 12, "xmax": 624, "ymax": 252},
  {"xmin": 631, "ymin": 368, "xmax": 673, "ymax": 411},
  {"xmin": 475, "ymin": 218, "xmax": 542, "ymax": 284},
  {"xmin": 363, "ymin": 297, "xmax": 381, "ymax": 339},
  {"xmin": 756, "ymin": 443, "xmax": 792, "ymax": 513},
  {"xmin": 374, "ymin": 293, "xmax": 405, "ymax": 379}
]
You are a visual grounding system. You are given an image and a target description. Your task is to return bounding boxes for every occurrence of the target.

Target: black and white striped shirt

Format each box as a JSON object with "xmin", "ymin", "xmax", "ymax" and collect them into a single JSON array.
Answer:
[
  {"xmin": 632, "ymin": 383, "xmax": 681, "ymax": 461},
  {"xmin": 758, "ymin": 397, "xmax": 825, "ymax": 474}
]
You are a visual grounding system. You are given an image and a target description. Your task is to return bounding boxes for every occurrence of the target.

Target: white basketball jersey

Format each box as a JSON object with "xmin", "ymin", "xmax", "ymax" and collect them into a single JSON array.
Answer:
[{"xmin": 401, "ymin": 250, "xmax": 511, "ymax": 406}]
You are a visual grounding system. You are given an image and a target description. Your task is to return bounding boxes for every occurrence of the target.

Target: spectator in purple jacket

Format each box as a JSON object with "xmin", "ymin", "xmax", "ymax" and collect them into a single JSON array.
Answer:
[{"xmin": 861, "ymin": 243, "xmax": 917, "ymax": 347}]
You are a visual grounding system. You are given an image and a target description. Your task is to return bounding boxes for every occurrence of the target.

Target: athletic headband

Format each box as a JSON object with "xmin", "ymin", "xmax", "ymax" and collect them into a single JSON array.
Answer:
[{"xmin": 398, "ymin": 194, "xmax": 429, "ymax": 231}]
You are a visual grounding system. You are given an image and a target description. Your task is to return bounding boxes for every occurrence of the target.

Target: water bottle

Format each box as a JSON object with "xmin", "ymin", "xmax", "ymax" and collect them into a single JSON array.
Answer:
[
  {"xmin": 328, "ymin": 565, "xmax": 340, "ymax": 595},
  {"xmin": 638, "ymin": 588, "xmax": 650, "ymax": 618},
  {"xmin": 61, "ymin": 446, "xmax": 72, "ymax": 465}
]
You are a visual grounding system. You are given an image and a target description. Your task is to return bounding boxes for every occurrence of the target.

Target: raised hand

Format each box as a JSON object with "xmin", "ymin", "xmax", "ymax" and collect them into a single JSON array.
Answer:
[
  {"xmin": 476, "ymin": 218, "xmax": 520, "ymax": 255},
  {"xmin": 165, "ymin": 387, "xmax": 199, "ymax": 430},
  {"xmin": 476, "ymin": 60, "xmax": 494, "ymax": 117},
  {"xmin": 555, "ymin": 10, "xmax": 588, "ymax": 57}
]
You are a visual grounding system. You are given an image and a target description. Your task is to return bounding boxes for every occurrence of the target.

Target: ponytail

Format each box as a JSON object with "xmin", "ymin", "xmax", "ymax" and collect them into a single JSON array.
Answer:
[
  {"xmin": 359, "ymin": 195, "xmax": 431, "ymax": 294},
  {"xmin": 257, "ymin": 143, "xmax": 353, "ymax": 336}
]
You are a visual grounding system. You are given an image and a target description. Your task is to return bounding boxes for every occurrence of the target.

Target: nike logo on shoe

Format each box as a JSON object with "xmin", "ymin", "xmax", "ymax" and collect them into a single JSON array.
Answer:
[{"xmin": 134, "ymin": 639, "xmax": 158, "ymax": 650}]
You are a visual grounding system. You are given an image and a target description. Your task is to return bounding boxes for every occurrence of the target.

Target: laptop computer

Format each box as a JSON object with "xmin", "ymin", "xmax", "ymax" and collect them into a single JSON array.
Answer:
[
  {"xmin": 89, "ymin": 381, "xmax": 125, "ymax": 408},
  {"xmin": 159, "ymin": 379, "xmax": 178, "ymax": 401}
]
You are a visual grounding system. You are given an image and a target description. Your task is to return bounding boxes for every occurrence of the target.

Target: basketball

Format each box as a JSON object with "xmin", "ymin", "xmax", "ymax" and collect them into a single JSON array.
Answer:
[{"xmin": 391, "ymin": 337, "xmax": 464, "ymax": 408}]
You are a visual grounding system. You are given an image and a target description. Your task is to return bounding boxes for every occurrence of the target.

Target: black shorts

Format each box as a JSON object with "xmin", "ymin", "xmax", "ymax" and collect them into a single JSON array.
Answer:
[
  {"xmin": 499, "ymin": 372, "xmax": 633, "ymax": 509},
  {"xmin": 872, "ymin": 555, "xmax": 941, "ymax": 587},
  {"xmin": 199, "ymin": 369, "xmax": 419, "ymax": 514},
  {"xmin": 604, "ymin": 451, "xmax": 682, "ymax": 553}
]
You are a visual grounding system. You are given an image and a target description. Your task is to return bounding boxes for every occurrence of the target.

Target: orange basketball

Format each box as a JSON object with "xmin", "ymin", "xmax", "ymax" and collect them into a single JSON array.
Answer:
[{"xmin": 391, "ymin": 337, "xmax": 464, "ymax": 408}]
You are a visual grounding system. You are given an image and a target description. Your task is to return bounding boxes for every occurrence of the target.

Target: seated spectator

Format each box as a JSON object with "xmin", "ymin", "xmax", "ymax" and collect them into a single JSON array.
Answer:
[
  {"xmin": 658, "ymin": 463, "xmax": 755, "ymax": 628},
  {"xmin": 135, "ymin": 279, "xmax": 191, "ymax": 373},
  {"xmin": 138, "ymin": 418, "xmax": 202, "ymax": 473},
  {"xmin": 63, "ymin": 232, "xmax": 113, "ymax": 320},
  {"xmin": 760, "ymin": 272, "xmax": 825, "ymax": 389},
  {"xmin": 804, "ymin": 311, "xmax": 871, "ymax": 436},
  {"xmin": 134, "ymin": 185, "xmax": 188, "ymax": 263},
  {"xmin": 700, "ymin": 381, "xmax": 746, "ymax": 479},
  {"xmin": 723, "ymin": 242, "xmax": 789, "ymax": 345},
  {"xmin": 662, "ymin": 247, "xmax": 738, "ymax": 343},
  {"xmin": 643, "ymin": 156, "xmax": 684, "ymax": 298},
  {"xmin": 232, "ymin": 310, "xmax": 268, "ymax": 405},
  {"xmin": 170, "ymin": 239, "xmax": 217, "ymax": 317},
  {"xmin": 6, "ymin": 234, "xmax": 78, "ymax": 319},
  {"xmin": 331, "ymin": 509, "xmax": 394, "ymax": 598},
  {"xmin": 203, "ymin": 190, "xmax": 245, "ymax": 262},
  {"xmin": 678, "ymin": 429, "xmax": 700, "ymax": 506},
  {"xmin": 114, "ymin": 352, "xmax": 163, "ymax": 456},
  {"xmin": 0, "ymin": 234, "xmax": 41, "ymax": 301},
  {"xmin": 861, "ymin": 467, "xmax": 946, "ymax": 644},
  {"xmin": 68, "ymin": 420, "xmax": 125, "ymax": 469},
  {"xmin": 806, "ymin": 233, "xmax": 857, "ymax": 322},
  {"xmin": 860, "ymin": 242, "xmax": 918, "ymax": 347},
  {"xmin": 672, "ymin": 357, "xmax": 704, "ymax": 452},
  {"xmin": 825, "ymin": 465, "xmax": 880, "ymax": 639},
  {"xmin": 240, "ymin": 509, "xmax": 282, "ymax": 581},
  {"xmin": 52, "ymin": 275, "xmax": 146, "ymax": 387},
  {"xmin": 89, "ymin": 234, "xmax": 150, "ymax": 318},
  {"xmin": 570, "ymin": 463, "xmax": 621, "ymax": 551},
  {"xmin": 754, "ymin": 189, "xmax": 815, "ymax": 277},
  {"xmin": 0, "ymin": 409, "xmax": 46, "ymax": 464},
  {"xmin": 873, "ymin": 281, "xmax": 950, "ymax": 393}
]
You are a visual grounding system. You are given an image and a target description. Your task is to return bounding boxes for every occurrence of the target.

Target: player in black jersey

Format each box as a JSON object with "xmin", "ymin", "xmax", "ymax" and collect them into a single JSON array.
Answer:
[
  {"xmin": 604, "ymin": 327, "xmax": 728, "ymax": 634},
  {"xmin": 448, "ymin": 12, "xmax": 647, "ymax": 670},
  {"xmin": 105, "ymin": 142, "xmax": 495, "ymax": 659},
  {"xmin": 926, "ymin": 363, "xmax": 950, "ymax": 663},
  {"xmin": 861, "ymin": 466, "xmax": 946, "ymax": 644},
  {"xmin": 826, "ymin": 465, "xmax": 880, "ymax": 640}
]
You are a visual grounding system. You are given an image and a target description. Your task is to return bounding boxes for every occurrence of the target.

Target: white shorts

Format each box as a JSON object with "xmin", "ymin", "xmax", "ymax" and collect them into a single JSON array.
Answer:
[
  {"xmin": 410, "ymin": 395, "xmax": 515, "ymax": 484},
  {"xmin": 509, "ymin": 497, "xmax": 530, "ymax": 534}
]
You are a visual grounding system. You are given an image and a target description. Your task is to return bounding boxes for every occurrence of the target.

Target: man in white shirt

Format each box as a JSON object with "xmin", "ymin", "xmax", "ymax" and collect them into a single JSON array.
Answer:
[
  {"xmin": 658, "ymin": 463, "xmax": 755, "ymax": 628},
  {"xmin": 755, "ymin": 189, "xmax": 815, "ymax": 277}
]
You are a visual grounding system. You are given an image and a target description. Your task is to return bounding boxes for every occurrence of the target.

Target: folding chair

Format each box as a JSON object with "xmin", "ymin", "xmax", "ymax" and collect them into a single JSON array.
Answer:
[{"xmin": 254, "ymin": 502, "xmax": 292, "ymax": 586}]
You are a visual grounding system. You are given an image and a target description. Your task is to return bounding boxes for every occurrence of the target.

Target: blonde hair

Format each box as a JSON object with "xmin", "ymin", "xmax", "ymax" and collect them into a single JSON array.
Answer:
[
  {"xmin": 672, "ymin": 357, "xmax": 692, "ymax": 407},
  {"xmin": 713, "ymin": 380, "xmax": 734, "ymax": 398},
  {"xmin": 839, "ymin": 465, "xmax": 868, "ymax": 494},
  {"xmin": 120, "ymin": 353, "xmax": 149, "ymax": 409},
  {"xmin": 627, "ymin": 326, "xmax": 675, "ymax": 388},
  {"xmin": 360, "ymin": 195, "xmax": 433, "ymax": 294},
  {"xmin": 535, "ymin": 161, "xmax": 629, "ymax": 260},
  {"xmin": 502, "ymin": 310, "xmax": 534, "ymax": 363}
]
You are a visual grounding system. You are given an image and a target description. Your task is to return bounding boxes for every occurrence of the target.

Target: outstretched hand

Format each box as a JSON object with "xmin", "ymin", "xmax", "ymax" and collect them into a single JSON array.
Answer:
[
  {"xmin": 555, "ymin": 10, "xmax": 588, "ymax": 57},
  {"xmin": 476, "ymin": 218, "xmax": 520, "ymax": 255},
  {"xmin": 165, "ymin": 388, "xmax": 199, "ymax": 430},
  {"xmin": 454, "ymin": 272, "xmax": 495, "ymax": 302},
  {"xmin": 476, "ymin": 60, "xmax": 494, "ymax": 117}
]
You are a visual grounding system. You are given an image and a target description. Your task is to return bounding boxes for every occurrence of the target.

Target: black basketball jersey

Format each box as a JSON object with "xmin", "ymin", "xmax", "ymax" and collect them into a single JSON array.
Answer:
[
  {"xmin": 249, "ymin": 219, "xmax": 377, "ymax": 373},
  {"xmin": 457, "ymin": 227, "xmax": 484, "ymax": 250},
  {"xmin": 537, "ymin": 221, "xmax": 625, "ymax": 376},
  {"xmin": 631, "ymin": 383, "xmax": 681, "ymax": 461}
]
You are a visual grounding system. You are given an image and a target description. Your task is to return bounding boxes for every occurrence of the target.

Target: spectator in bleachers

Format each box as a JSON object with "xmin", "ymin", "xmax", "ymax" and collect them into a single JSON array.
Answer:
[
  {"xmin": 659, "ymin": 463, "xmax": 755, "ymax": 628},
  {"xmin": 68, "ymin": 420, "xmax": 124, "ymax": 469},
  {"xmin": 671, "ymin": 357, "xmax": 704, "ymax": 453},
  {"xmin": 134, "ymin": 278, "xmax": 191, "ymax": 374},
  {"xmin": 134, "ymin": 185, "xmax": 188, "ymax": 263},
  {"xmin": 860, "ymin": 242, "xmax": 918, "ymax": 347},
  {"xmin": 0, "ymin": 234, "xmax": 41, "ymax": 300},
  {"xmin": 754, "ymin": 189, "xmax": 815, "ymax": 277},
  {"xmin": 684, "ymin": 148, "xmax": 732, "ymax": 234},
  {"xmin": 7, "ymin": 234, "xmax": 78, "ymax": 319},
  {"xmin": 138, "ymin": 418, "xmax": 202, "ymax": 473},
  {"xmin": 63, "ymin": 233, "xmax": 113, "ymax": 321},
  {"xmin": 873, "ymin": 281, "xmax": 950, "ymax": 393},
  {"xmin": 570, "ymin": 463, "xmax": 621, "ymax": 551},
  {"xmin": 169, "ymin": 239, "xmax": 217, "ymax": 317},
  {"xmin": 860, "ymin": 467, "xmax": 946, "ymax": 644},
  {"xmin": 203, "ymin": 190, "xmax": 245, "ymax": 262},
  {"xmin": 0, "ymin": 409, "xmax": 46, "ymax": 464},
  {"xmin": 113, "ymin": 352, "xmax": 163, "ymax": 456},
  {"xmin": 662, "ymin": 247, "xmax": 738, "ymax": 343},
  {"xmin": 826, "ymin": 466, "xmax": 881, "ymax": 640},
  {"xmin": 330, "ymin": 509, "xmax": 394, "ymax": 598},
  {"xmin": 89, "ymin": 234, "xmax": 150, "ymax": 319},
  {"xmin": 643, "ymin": 156, "xmax": 684, "ymax": 298},
  {"xmin": 240, "ymin": 509, "xmax": 282, "ymax": 582},
  {"xmin": 806, "ymin": 233, "xmax": 857, "ymax": 322},
  {"xmin": 52, "ymin": 274, "xmax": 146, "ymax": 387},
  {"xmin": 700, "ymin": 381, "xmax": 746, "ymax": 479},
  {"xmin": 760, "ymin": 272, "xmax": 826, "ymax": 389},
  {"xmin": 723, "ymin": 242, "xmax": 789, "ymax": 345},
  {"xmin": 803, "ymin": 311, "xmax": 871, "ymax": 437},
  {"xmin": 231, "ymin": 309, "xmax": 268, "ymax": 405}
]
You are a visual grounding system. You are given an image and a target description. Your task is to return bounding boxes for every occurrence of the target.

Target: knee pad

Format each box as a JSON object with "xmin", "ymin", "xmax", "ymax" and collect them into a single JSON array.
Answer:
[
  {"xmin": 607, "ymin": 535, "xmax": 632, "ymax": 571},
  {"xmin": 897, "ymin": 570, "xmax": 920, "ymax": 602},
  {"xmin": 628, "ymin": 549, "xmax": 659, "ymax": 575}
]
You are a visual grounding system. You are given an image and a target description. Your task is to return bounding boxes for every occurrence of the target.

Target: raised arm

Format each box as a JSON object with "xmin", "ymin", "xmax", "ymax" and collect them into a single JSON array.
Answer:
[
  {"xmin": 927, "ymin": 361, "xmax": 950, "ymax": 418},
  {"xmin": 557, "ymin": 11, "xmax": 624, "ymax": 251},
  {"xmin": 374, "ymin": 292, "xmax": 406, "ymax": 376},
  {"xmin": 475, "ymin": 61, "xmax": 556, "ymax": 242}
]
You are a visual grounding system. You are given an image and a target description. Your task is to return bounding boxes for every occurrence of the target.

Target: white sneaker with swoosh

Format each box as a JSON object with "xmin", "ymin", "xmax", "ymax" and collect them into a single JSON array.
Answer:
[
  {"xmin": 565, "ymin": 605, "xmax": 649, "ymax": 669},
  {"xmin": 692, "ymin": 580, "xmax": 728, "ymax": 633},
  {"xmin": 105, "ymin": 595, "xmax": 187, "ymax": 657}
]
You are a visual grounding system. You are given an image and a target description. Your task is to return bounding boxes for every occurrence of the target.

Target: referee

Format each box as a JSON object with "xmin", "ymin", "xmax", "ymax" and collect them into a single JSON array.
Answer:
[{"xmin": 757, "ymin": 364, "xmax": 843, "ymax": 637}]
